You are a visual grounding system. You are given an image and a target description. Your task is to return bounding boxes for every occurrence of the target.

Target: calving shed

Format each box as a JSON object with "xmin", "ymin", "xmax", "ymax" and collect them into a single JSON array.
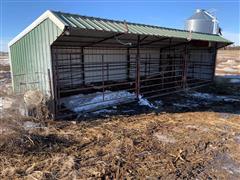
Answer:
[{"xmin": 9, "ymin": 10, "xmax": 231, "ymax": 118}]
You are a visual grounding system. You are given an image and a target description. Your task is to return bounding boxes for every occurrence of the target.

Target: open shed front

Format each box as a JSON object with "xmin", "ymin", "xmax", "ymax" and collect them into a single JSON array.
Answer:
[{"xmin": 51, "ymin": 29, "xmax": 219, "ymax": 118}]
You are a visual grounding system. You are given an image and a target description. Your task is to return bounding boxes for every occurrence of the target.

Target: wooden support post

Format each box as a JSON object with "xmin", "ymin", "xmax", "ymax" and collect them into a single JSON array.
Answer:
[
  {"xmin": 81, "ymin": 47, "xmax": 85, "ymax": 85},
  {"xmin": 159, "ymin": 49, "xmax": 162, "ymax": 72},
  {"xmin": 144, "ymin": 54, "xmax": 147, "ymax": 77},
  {"xmin": 127, "ymin": 48, "xmax": 130, "ymax": 80},
  {"xmin": 52, "ymin": 51, "xmax": 59, "ymax": 118},
  {"xmin": 183, "ymin": 45, "xmax": 188, "ymax": 89},
  {"xmin": 70, "ymin": 54, "xmax": 73, "ymax": 88},
  {"xmin": 136, "ymin": 35, "xmax": 140, "ymax": 99},
  {"xmin": 148, "ymin": 54, "xmax": 151, "ymax": 75},
  {"xmin": 211, "ymin": 43, "xmax": 218, "ymax": 81},
  {"xmin": 102, "ymin": 55, "xmax": 105, "ymax": 100}
]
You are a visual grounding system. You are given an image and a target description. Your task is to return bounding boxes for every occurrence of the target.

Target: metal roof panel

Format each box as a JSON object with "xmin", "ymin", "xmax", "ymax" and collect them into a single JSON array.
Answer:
[{"xmin": 49, "ymin": 11, "xmax": 232, "ymax": 44}]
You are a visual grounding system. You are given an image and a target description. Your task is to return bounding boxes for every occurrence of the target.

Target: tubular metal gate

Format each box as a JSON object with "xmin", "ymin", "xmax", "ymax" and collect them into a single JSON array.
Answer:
[{"xmin": 52, "ymin": 46, "xmax": 215, "ymax": 117}]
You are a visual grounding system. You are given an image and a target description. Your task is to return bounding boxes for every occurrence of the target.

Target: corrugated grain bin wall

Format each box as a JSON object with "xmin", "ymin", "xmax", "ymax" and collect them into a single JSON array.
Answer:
[{"xmin": 9, "ymin": 18, "xmax": 62, "ymax": 96}]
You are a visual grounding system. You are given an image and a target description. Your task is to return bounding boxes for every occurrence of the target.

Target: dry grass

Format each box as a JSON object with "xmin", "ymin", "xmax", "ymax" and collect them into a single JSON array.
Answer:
[{"xmin": 0, "ymin": 101, "xmax": 240, "ymax": 179}]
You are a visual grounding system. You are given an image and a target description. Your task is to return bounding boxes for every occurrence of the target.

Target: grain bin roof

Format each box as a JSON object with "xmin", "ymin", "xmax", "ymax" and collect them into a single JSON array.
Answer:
[{"xmin": 9, "ymin": 10, "xmax": 232, "ymax": 47}]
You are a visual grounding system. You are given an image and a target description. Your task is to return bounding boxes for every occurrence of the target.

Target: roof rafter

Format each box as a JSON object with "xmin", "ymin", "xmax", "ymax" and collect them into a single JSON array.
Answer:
[{"xmin": 84, "ymin": 33, "xmax": 124, "ymax": 47}]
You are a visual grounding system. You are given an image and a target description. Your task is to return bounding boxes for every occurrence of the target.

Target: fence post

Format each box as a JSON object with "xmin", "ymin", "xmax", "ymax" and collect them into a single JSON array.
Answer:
[
  {"xmin": 127, "ymin": 48, "xmax": 130, "ymax": 80},
  {"xmin": 81, "ymin": 47, "xmax": 85, "ymax": 85},
  {"xmin": 102, "ymin": 54, "xmax": 105, "ymax": 101},
  {"xmin": 136, "ymin": 35, "xmax": 140, "ymax": 99},
  {"xmin": 183, "ymin": 45, "xmax": 188, "ymax": 89},
  {"xmin": 211, "ymin": 42, "xmax": 218, "ymax": 81}
]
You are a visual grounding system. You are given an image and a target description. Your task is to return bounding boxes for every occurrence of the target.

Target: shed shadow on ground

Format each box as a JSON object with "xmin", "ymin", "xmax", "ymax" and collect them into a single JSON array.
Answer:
[{"xmin": 64, "ymin": 83, "xmax": 240, "ymax": 122}]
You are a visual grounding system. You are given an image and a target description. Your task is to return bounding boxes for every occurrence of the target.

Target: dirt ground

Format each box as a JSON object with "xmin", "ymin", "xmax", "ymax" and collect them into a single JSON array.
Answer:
[{"xmin": 0, "ymin": 50, "xmax": 240, "ymax": 179}]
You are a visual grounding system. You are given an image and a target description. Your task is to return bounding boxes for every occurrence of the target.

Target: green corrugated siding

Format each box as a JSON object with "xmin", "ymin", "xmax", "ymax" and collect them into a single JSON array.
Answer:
[{"xmin": 9, "ymin": 18, "xmax": 62, "ymax": 95}]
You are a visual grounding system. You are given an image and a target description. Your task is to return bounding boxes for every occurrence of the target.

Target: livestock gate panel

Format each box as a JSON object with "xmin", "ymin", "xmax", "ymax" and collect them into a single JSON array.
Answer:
[
  {"xmin": 139, "ymin": 48, "xmax": 185, "ymax": 98},
  {"xmin": 52, "ymin": 45, "xmax": 216, "ymax": 117},
  {"xmin": 52, "ymin": 46, "xmax": 137, "ymax": 116}
]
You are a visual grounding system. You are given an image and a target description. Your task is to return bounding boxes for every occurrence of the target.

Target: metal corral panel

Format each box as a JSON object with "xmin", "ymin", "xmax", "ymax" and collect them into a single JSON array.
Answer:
[
  {"xmin": 84, "ymin": 48, "xmax": 128, "ymax": 83},
  {"xmin": 9, "ymin": 18, "xmax": 62, "ymax": 95}
]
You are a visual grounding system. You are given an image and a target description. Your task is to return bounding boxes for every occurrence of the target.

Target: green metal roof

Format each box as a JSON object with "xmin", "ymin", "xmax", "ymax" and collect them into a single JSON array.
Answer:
[{"xmin": 52, "ymin": 11, "xmax": 232, "ymax": 44}]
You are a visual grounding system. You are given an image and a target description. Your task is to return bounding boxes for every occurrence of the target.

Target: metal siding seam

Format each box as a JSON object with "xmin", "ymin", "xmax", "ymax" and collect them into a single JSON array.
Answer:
[
  {"xmin": 46, "ymin": 19, "xmax": 51, "ymax": 94},
  {"xmin": 22, "ymin": 37, "xmax": 26, "ymax": 92},
  {"xmin": 92, "ymin": 19, "xmax": 112, "ymax": 31},
  {"xmin": 25, "ymin": 34, "xmax": 30, "ymax": 90},
  {"xmin": 18, "ymin": 41, "xmax": 22, "ymax": 93},
  {"xmin": 130, "ymin": 24, "xmax": 145, "ymax": 35},
  {"xmin": 19, "ymin": 40, "xmax": 23, "ymax": 77},
  {"xmin": 43, "ymin": 20, "xmax": 48, "ymax": 93},
  {"xmin": 35, "ymin": 26, "xmax": 42, "ymax": 93},
  {"xmin": 33, "ymin": 28, "xmax": 39, "ymax": 91},
  {"xmin": 39, "ymin": 22, "xmax": 44, "ymax": 92},
  {"xmin": 139, "ymin": 25, "xmax": 157, "ymax": 35},
  {"xmin": 135, "ymin": 24, "xmax": 154, "ymax": 35},
  {"xmin": 99, "ymin": 20, "xmax": 118, "ymax": 32},
  {"xmin": 77, "ymin": 17, "xmax": 95, "ymax": 29},
  {"xmin": 34, "ymin": 28, "xmax": 40, "ymax": 90},
  {"xmin": 104, "ymin": 21, "xmax": 122, "ymax": 32},
  {"xmin": 29, "ymin": 32, "xmax": 34, "ymax": 89},
  {"xmin": 84, "ymin": 18, "xmax": 103, "ymax": 30},
  {"xmin": 60, "ymin": 14, "xmax": 77, "ymax": 27},
  {"xmin": 111, "ymin": 22, "xmax": 126, "ymax": 32},
  {"xmin": 127, "ymin": 24, "xmax": 141, "ymax": 34},
  {"xmin": 29, "ymin": 31, "xmax": 34, "ymax": 89},
  {"xmin": 69, "ymin": 16, "xmax": 86, "ymax": 29}
]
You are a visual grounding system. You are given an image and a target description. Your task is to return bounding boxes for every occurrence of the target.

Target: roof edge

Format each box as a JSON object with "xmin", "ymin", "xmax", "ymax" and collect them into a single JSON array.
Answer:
[
  {"xmin": 8, "ymin": 10, "xmax": 66, "ymax": 47},
  {"xmin": 52, "ymin": 10, "xmax": 225, "ymax": 37}
]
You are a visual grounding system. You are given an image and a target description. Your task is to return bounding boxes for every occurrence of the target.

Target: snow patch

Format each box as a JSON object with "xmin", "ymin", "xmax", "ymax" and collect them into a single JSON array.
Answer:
[
  {"xmin": 138, "ymin": 95, "xmax": 157, "ymax": 109},
  {"xmin": 61, "ymin": 90, "xmax": 160, "ymax": 113},
  {"xmin": 173, "ymin": 99, "xmax": 200, "ymax": 109},
  {"xmin": 155, "ymin": 100, "xmax": 163, "ymax": 106},
  {"xmin": 61, "ymin": 90, "xmax": 135, "ymax": 113},
  {"xmin": 230, "ymin": 79, "xmax": 240, "ymax": 83},
  {"xmin": 122, "ymin": 109, "xmax": 135, "ymax": 113},
  {"xmin": 23, "ymin": 121, "xmax": 41, "ymax": 130},
  {"xmin": 92, "ymin": 109, "xmax": 117, "ymax": 115},
  {"xmin": 189, "ymin": 92, "xmax": 240, "ymax": 103}
]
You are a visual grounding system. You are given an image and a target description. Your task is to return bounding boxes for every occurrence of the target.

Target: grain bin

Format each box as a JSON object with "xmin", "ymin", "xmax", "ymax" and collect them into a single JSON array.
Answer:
[{"xmin": 185, "ymin": 9, "xmax": 219, "ymax": 34}]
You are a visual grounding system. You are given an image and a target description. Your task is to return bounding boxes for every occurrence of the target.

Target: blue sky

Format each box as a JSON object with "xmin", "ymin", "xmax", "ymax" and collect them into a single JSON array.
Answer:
[{"xmin": 1, "ymin": 0, "xmax": 239, "ymax": 51}]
